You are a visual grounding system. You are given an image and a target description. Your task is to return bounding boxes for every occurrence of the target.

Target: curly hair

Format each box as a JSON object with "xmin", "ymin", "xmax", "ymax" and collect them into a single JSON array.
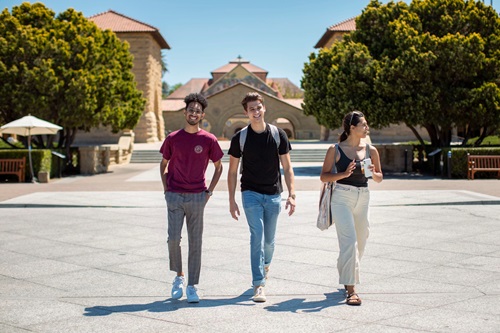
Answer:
[{"xmin": 184, "ymin": 93, "xmax": 208, "ymax": 111}]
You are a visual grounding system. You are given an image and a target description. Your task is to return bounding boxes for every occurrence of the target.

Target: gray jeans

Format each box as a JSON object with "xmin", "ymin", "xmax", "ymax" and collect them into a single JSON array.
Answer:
[{"xmin": 165, "ymin": 191, "xmax": 206, "ymax": 286}]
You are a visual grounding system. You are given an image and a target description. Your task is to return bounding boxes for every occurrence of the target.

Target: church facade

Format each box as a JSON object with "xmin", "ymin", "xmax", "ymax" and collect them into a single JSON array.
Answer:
[{"xmin": 162, "ymin": 57, "xmax": 321, "ymax": 140}]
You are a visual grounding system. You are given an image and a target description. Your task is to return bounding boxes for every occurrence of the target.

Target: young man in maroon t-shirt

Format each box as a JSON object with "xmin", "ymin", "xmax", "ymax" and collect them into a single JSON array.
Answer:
[{"xmin": 160, "ymin": 93, "xmax": 223, "ymax": 303}]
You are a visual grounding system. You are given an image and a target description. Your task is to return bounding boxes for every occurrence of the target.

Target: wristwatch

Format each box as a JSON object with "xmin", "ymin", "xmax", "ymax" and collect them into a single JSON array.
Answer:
[
  {"xmin": 289, "ymin": 194, "xmax": 296, "ymax": 200},
  {"xmin": 205, "ymin": 190, "xmax": 213, "ymax": 196}
]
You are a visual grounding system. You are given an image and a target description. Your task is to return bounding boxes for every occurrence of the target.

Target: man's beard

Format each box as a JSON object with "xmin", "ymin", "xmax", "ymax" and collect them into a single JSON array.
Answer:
[{"xmin": 187, "ymin": 118, "xmax": 200, "ymax": 126}]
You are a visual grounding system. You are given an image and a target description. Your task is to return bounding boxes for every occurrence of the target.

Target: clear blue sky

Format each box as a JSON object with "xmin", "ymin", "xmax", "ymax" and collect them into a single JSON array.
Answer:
[{"xmin": 3, "ymin": 1, "xmax": 499, "ymax": 88}]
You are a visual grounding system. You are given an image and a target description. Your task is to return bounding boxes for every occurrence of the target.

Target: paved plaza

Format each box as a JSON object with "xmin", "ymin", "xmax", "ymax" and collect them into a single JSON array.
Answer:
[{"xmin": 0, "ymin": 155, "xmax": 499, "ymax": 332}]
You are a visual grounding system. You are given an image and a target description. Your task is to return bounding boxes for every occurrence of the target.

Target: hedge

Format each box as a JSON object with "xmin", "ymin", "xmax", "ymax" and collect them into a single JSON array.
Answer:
[{"xmin": 0, "ymin": 149, "xmax": 52, "ymax": 182}]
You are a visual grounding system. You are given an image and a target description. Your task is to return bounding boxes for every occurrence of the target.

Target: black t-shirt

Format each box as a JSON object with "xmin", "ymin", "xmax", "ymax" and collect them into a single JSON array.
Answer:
[{"xmin": 228, "ymin": 124, "xmax": 291, "ymax": 195}]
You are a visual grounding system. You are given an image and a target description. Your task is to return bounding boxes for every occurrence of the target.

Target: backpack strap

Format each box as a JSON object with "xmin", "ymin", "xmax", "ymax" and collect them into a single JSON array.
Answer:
[
  {"xmin": 239, "ymin": 124, "xmax": 280, "ymax": 153},
  {"xmin": 365, "ymin": 143, "xmax": 371, "ymax": 159},
  {"xmin": 269, "ymin": 124, "xmax": 280, "ymax": 149},
  {"xmin": 239, "ymin": 126, "xmax": 248, "ymax": 153}
]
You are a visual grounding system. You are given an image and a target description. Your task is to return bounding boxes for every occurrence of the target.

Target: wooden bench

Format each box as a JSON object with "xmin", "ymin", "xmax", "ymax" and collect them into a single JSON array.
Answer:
[
  {"xmin": 467, "ymin": 154, "xmax": 500, "ymax": 180},
  {"xmin": 0, "ymin": 157, "xmax": 26, "ymax": 182}
]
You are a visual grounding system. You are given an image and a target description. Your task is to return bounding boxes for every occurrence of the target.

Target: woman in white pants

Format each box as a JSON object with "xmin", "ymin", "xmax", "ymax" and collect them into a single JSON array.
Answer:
[{"xmin": 320, "ymin": 111, "xmax": 383, "ymax": 305}]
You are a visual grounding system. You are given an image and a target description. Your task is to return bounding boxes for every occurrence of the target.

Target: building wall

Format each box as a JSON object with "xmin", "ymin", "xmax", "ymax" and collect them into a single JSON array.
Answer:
[
  {"xmin": 163, "ymin": 85, "xmax": 322, "ymax": 140},
  {"xmin": 323, "ymin": 31, "xmax": 346, "ymax": 49},
  {"xmin": 75, "ymin": 32, "xmax": 165, "ymax": 145},
  {"xmin": 119, "ymin": 33, "xmax": 164, "ymax": 143}
]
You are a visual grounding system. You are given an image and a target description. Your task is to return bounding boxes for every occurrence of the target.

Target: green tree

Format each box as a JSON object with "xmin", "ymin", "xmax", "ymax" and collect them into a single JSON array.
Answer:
[
  {"xmin": 162, "ymin": 81, "xmax": 182, "ymax": 98},
  {"xmin": 302, "ymin": 0, "xmax": 500, "ymax": 147},
  {"xmin": 0, "ymin": 2, "xmax": 145, "ymax": 155}
]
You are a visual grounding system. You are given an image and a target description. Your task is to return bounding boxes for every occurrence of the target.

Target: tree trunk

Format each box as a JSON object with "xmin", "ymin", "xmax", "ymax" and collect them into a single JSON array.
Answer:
[
  {"xmin": 406, "ymin": 123, "xmax": 426, "ymax": 146},
  {"xmin": 0, "ymin": 137, "xmax": 17, "ymax": 148},
  {"xmin": 461, "ymin": 125, "xmax": 472, "ymax": 146},
  {"xmin": 438, "ymin": 127, "xmax": 452, "ymax": 147},
  {"xmin": 423, "ymin": 123, "xmax": 439, "ymax": 147},
  {"xmin": 474, "ymin": 126, "xmax": 493, "ymax": 146}
]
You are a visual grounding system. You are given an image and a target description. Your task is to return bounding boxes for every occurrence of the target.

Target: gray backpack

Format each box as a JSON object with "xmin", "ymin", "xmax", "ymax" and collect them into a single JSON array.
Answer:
[{"xmin": 238, "ymin": 124, "xmax": 281, "ymax": 173}]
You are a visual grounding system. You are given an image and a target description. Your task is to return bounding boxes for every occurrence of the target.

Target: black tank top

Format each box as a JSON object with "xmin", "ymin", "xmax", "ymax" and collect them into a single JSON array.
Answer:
[{"xmin": 336, "ymin": 146, "xmax": 368, "ymax": 188}]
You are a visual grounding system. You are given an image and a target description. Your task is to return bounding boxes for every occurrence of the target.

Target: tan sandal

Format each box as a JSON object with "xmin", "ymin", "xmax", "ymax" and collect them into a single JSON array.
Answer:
[{"xmin": 346, "ymin": 293, "xmax": 362, "ymax": 306}]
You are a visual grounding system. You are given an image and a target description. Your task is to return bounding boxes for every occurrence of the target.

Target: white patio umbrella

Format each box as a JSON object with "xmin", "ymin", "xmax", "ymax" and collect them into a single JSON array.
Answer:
[{"xmin": 0, "ymin": 115, "xmax": 62, "ymax": 182}]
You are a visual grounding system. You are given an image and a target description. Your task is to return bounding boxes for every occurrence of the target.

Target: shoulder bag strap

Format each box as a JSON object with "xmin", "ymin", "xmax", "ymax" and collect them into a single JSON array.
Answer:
[
  {"xmin": 365, "ymin": 143, "xmax": 371, "ymax": 159},
  {"xmin": 331, "ymin": 144, "xmax": 338, "ymax": 173}
]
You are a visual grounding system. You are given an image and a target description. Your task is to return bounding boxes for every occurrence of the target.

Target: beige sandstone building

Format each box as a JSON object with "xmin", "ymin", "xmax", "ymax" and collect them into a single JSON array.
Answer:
[
  {"xmin": 163, "ymin": 57, "xmax": 320, "ymax": 140},
  {"xmin": 76, "ymin": 10, "xmax": 169, "ymax": 144},
  {"xmin": 75, "ymin": 11, "xmax": 427, "ymax": 146}
]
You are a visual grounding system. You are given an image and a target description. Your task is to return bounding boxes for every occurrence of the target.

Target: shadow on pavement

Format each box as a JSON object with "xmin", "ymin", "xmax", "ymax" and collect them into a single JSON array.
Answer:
[
  {"xmin": 83, "ymin": 289, "xmax": 255, "ymax": 316},
  {"xmin": 264, "ymin": 290, "xmax": 345, "ymax": 313}
]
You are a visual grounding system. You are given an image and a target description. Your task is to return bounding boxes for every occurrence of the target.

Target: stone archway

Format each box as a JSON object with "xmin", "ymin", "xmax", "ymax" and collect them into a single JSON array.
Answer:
[
  {"xmin": 271, "ymin": 118, "xmax": 295, "ymax": 139},
  {"xmin": 224, "ymin": 117, "xmax": 249, "ymax": 138}
]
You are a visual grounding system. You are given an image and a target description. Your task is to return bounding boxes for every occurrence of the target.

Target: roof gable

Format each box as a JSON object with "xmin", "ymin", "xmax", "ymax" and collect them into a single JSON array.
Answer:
[
  {"xmin": 207, "ymin": 82, "xmax": 303, "ymax": 111},
  {"xmin": 88, "ymin": 10, "xmax": 170, "ymax": 49},
  {"xmin": 314, "ymin": 17, "xmax": 356, "ymax": 48},
  {"xmin": 211, "ymin": 56, "xmax": 268, "ymax": 75},
  {"xmin": 203, "ymin": 64, "xmax": 277, "ymax": 97}
]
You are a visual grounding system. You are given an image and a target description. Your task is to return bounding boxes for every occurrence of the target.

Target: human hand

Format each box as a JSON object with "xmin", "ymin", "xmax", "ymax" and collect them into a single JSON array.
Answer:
[
  {"xmin": 343, "ymin": 160, "xmax": 356, "ymax": 178},
  {"xmin": 229, "ymin": 200, "xmax": 240, "ymax": 221},
  {"xmin": 285, "ymin": 197, "xmax": 296, "ymax": 216}
]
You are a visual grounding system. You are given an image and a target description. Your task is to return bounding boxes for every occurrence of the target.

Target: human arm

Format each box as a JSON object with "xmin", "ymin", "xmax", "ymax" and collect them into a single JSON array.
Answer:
[
  {"xmin": 319, "ymin": 145, "xmax": 355, "ymax": 183},
  {"xmin": 205, "ymin": 159, "xmax": 223, "ymax": 201},
  {"xmin": 280, "ymin": 153, "xmax": 296, "ymax": 216},
  {"xmin": 368, "ymin": 146, "xmax": 383, "ymax": 183},
  {"xmin": 160, "ymin": 158, "xmax": 169, "ymax": 193},
  {"xmin": 227, "ymin": 155, "xmax": 240, "ymax": 220}
]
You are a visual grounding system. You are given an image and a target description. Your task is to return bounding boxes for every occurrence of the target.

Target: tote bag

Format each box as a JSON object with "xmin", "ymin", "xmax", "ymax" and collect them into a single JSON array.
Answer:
[{"xmin": 317, "ymin": 144, "xmax": 338, "ymax": 231}]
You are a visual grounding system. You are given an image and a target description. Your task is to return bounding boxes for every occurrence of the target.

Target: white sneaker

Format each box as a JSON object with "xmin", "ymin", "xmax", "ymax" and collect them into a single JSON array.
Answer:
[
  {"xmin": 171, "ymin": 276, "xmax": 185, "ymax": 299},
  {"xmin": 253, "ymin": 286, "xmax": 266, "ymax": 302},
  {"xmin": 186, "ymin": 285, "xmax": 200, "ymax": 303}
]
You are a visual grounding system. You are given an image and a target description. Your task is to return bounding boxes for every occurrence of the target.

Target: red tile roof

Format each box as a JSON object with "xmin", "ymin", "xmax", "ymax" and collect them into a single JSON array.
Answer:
[
  {"xmin": 162, "ymin": 99, "xmax": 185, "ymax": 112},
  {"xmin": 328, "ymin": 17, "xmax": 356, "ymax": 31},
  {"xmin": 282, "ymin": 98, "xmax": 304, "ymax": 110},
  {"xmin": 167, "ymin": 79, "xmax": 209, "ymax": 99},
  {"xmin": 88, "ymin": 10, "xmax": 170, "ymax": 49},
  {"xmin": 267, "ymin": 78, "xmax": 303, "ymax": 98},
  {"xmin": 212, "ymin": 57, "xmax": 268, "ymax": 74},
  {"xmin": 162, "ymin": 60, "xmax": 303, "ymax": 110},
  {"xmin": 314, "ymin": 17, "xmax": 357, "ymax": 48}
]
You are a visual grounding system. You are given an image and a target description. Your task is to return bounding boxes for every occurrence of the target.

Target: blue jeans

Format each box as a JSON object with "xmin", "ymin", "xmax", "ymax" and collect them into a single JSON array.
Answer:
[{"xmin": 242, "ymin": 190, "xmax": 282, "ymax": 287}]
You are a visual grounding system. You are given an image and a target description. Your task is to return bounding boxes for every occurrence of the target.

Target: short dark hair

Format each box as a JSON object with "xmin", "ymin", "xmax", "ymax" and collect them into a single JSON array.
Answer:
[
  {"xmin": 241, "ymin": 92, "xmax": 264, "ymax": 110},
  {"xmin": 184, "ymin": 93, "xmax": 208, "ymax": 111}
]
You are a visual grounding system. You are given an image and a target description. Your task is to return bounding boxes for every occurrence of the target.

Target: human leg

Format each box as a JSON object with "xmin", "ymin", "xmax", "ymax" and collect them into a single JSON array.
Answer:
[
  {"xmin": 185, "ymin": 192, "xmax": 206, "ymax": 287},
  {"xmin": 353, "ymin": 190, "xmax": 370, "ymax": 261},
  {"xmin": 242, "ymin": 190, "xmax": 266, "ymax": 288},
  {"xmin": 165, "ymin": 192, "xmax": 185, "ymax": 275},
  {"xmin": 331, "ymin": 186, "xmax": 358, "ymax": 286},
  {"xmin": 262, "ymin": 194, "xmax": 281, "ymax": 276},
  {"xmin": 165, "ymin": 192, "xmax": 186, "ymax": 299}
]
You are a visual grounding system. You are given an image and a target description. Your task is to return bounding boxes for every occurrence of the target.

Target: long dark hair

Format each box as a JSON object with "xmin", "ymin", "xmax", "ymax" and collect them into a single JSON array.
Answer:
[{"xmin": 339, "ymin": 111, "xmax": 364, "ymax": 142}]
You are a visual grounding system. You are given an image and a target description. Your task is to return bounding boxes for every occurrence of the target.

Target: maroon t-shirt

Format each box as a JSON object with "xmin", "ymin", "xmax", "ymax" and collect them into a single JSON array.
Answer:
[{"xmin": 160, "ymin": 129, "xmax": 223, "ymax": 193}]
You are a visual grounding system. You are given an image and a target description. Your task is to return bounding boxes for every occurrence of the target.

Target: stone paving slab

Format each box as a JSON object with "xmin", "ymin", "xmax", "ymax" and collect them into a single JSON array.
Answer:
[{"xmin": 1, "ymin": 187, "xmax": 499, "ymax": 332}]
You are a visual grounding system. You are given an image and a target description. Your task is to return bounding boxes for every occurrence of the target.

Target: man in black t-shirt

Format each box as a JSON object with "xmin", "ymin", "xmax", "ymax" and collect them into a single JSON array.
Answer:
[{"xmin": 228, "ymin": 92, "xmax": 296, "ymax": 303}]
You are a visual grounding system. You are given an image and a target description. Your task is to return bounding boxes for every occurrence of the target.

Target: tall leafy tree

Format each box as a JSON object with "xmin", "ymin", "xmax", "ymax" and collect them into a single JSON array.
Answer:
[
  {"xmin": 302, "ymin": 0, "xmax": 500, "ymax": 147},
  {"xmin": 0, "ymin": 3, "xmax": 145, "ymax": 154}
]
